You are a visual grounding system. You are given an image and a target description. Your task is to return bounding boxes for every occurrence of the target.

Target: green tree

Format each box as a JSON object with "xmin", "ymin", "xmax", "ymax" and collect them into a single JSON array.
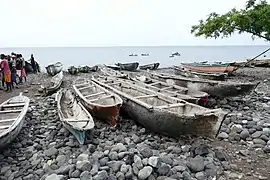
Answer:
[{"xmin": 191, "ymin": 0, "xmax": 270, "ymax": 41}]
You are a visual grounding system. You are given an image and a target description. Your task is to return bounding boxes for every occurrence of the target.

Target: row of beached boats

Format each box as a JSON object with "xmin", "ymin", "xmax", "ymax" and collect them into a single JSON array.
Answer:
[{"xmin": 0, "ymin": 61, "xmax": 260, "ymax": 148}]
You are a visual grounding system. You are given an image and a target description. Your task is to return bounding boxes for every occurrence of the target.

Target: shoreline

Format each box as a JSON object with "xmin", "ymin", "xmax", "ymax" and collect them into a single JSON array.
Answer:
[{"xmin": 0, "ymin": 67, "xmax": 269, "ymax": 180}]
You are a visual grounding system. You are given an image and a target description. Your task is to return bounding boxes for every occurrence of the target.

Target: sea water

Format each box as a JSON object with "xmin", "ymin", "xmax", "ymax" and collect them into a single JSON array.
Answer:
[{"xmin": 0, "ymin": 46, "xmax": 269, "ymax": 71}]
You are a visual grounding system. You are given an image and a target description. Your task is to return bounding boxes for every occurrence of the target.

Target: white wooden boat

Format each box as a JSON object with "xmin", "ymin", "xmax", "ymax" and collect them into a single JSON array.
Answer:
[
  {"xmin": 56, "ymin": 89, "xmax": 94, "ymax": 144},
  {"xmin": 41, "ymin": 71, "xmax": 63, "ymax": 95},
  {"xmin": 92, "ymin": 77, "xmax": 227, "ymax": 138},
  {"xmin": 0, "ymin": 93, "xmax": 30, "ymax": 148},
  {"xmin": 45, "ymin": 62, "xmax": 63, "ymax": 76},
  {"xmin": 73, "ymin": 78, "xmax": 123, "ymax": 127}
]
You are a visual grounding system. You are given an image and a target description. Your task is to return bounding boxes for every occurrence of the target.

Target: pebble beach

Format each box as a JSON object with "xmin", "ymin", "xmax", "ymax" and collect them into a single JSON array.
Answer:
[{"xmin": 0, "ymin": 67, "xmax": 270, "ymax": 180}]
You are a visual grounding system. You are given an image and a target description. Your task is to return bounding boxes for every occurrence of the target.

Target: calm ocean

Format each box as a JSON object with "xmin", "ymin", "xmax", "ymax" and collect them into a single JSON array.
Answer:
[{"xmin": 0, "ymin": 46, "xmax": 269, "ymax": 71}]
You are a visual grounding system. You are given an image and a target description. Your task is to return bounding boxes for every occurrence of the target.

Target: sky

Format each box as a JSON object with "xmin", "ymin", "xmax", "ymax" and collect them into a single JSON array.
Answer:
[{"xmin": 0, "ymin": 0, "xmax": 269, "ymax": 47}]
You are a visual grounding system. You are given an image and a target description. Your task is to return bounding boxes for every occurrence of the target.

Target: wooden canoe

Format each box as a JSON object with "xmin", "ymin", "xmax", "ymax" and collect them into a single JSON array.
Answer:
[
  {"xmin": 115, "ymin": 62, "xmax": 139, "ymax": 71},
  {"xmin": 139, "ymin": 63, "xmax": 160, "ymax": 70},
  {"xmin": 100, "ymin": 67, "xmax": 129, "ymax": 79},
  {"xmin": 0, "ymin": 93, "xmax": 30, "ymax": 148},
  {"xmin": 56, "ymin": 89, "xmax": 94, "ymax": 144},
  {"xmin": 68, "ymin": 66, "xmax": 79, "ymax": 75},
  {"xmin": 73, "ymin": 78, "xmax": 123, "ymax": 127},
  {"xmin": 144, "ymin": 71, "xmax": 259, "ymax": 98},
  {"xmin": 181, "ymin": 62, "xmax": 237, "ymax": 74},
  {"xmin": 173, "ymin": 66, "xmax": 227, "ymax": 81},
  {"xmin": 92, "ymin": 77, "xmax": 227, "ymax": 138},
  {"xmin": 105, "ymin": 64, "xmax": 121, "ymax": 71},
  {"xmin": 41, "ymin": 71, "xmax": 63, "ymax": 95},
  {"xmin": 45, "ymin": 62, "xmax": 63, "ymax": 76}
]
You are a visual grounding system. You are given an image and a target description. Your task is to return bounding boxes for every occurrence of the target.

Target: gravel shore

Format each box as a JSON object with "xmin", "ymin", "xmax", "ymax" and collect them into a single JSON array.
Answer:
[{"xmin": 0, "ymin": 67, "xmax": 270, "ymax": 180}]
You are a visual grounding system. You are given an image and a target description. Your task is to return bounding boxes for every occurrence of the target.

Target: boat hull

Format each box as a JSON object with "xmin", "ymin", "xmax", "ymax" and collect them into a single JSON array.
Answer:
[
  {"xmin": 68, "ymin": 66, "xmax": 78, "ymax": 75},
  {"xmin": 44, "ymin": 71, "xmax": 63, "ymax": 95},
  {"xmin": 46, "ymin": 62, "xmax": 63, "ymax": 76},
  {"xmin": 182, "ymin": 63, "xmax": 237, "ymax": 74},
  {"xmin": 116, "ymin": 62, "xmax": 139, "ymax": 71},
  {"xmin": 174, "ymin": 66, "xmax": 227, "ymax": 81},
  {"xmin": 140, "ymin": 63, "xmax": 160, "ymax": 70}
]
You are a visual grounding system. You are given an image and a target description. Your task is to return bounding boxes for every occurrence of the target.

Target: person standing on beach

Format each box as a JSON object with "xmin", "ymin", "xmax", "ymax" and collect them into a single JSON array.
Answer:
[
  {"xmin": 9, "ymin": 55, "xmax": 18, "ymax": 88},
  {"xmin": 0, "ymin": 60, "xmax": 4, "ymax": 89},
  {"xmin": 1, "ymin": 54, "xmax": 12, "ymax": 92},
  {"xmin": 20, "ymin": 54, "xmax": 27, "ymax": 83},
  {"xmin": 30, "ymin": 54, "xmax": 37, "ymax": 73}
]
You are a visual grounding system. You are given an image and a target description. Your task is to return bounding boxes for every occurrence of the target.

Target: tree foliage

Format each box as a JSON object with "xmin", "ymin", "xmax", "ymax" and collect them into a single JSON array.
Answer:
[{"xmin": 191, "ymin": 0, "xmax": 270, "ymax": 41}]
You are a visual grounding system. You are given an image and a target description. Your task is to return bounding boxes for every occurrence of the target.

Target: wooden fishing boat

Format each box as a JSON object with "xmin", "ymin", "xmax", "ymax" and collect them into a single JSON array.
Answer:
[
  {"xmin": 41, "ymin": 71, "xmax": 63, "ymax": 95},
  {"xmin": 100, "ymin": 67, "xmax": 129, "ymax": 79},
  {"xmin": 173, "ymin": 66, "xmax": 227, "ymax": 81},
  {"xmin": 181, "ymin": 62, "xmax": 237, "ymax": 74},
  {"xmin": 139, "ymin": 63, "xmax": 160, "ymax": 70},
  {"xmin": 92, "ymin": 77, "xmax": 227, "ymax": 138},
  {"xmin": 89, "ymin": 65, "xmax": 99, "ymax": 72},
  {"xmin": 68, "ymin": 66, "xmax": 78, "ymax": 75},
  {"xmin": 56, "ymin": 89, "xmax": 94, "ymax": 144},
  {"xmin": 144, "ymin": 71, "xmax": 259, "ymax": 98},
  {"xmin": 105, "ymin": 64, "xmax": 121, "ymax": 71},
  {"xmin": 78, "ymin": 65, "xmax": 90, "ymax": 73},
  {"xmin": 0, "ymin": 93, "xmax": 30, "ymax": 148},
  {"xmin": 73, "ymin": 78, "xmax": 123, "ymax": 127},
  {"xmin": 45, "ymin": 62, "xmax": 63, "ymax": 76},
  {"xmin": 115, "ymin": 62, "xmax": 139, "ymax": 71}
]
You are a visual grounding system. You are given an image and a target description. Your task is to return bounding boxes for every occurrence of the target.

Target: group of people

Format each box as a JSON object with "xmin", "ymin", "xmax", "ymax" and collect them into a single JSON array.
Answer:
[{"xmin": 0, "ymin": 53, "xmax": 37, "ymax": 92}]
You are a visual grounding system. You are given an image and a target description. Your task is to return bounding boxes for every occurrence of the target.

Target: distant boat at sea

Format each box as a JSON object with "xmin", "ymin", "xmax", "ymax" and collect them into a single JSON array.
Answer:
[
  {"xmin": 129, "ymin": 53, "xmax": 138, "ymax": 56},
  {"xmin": 141, "ymin": 53, "xmax": 149, "ymax": 56}
]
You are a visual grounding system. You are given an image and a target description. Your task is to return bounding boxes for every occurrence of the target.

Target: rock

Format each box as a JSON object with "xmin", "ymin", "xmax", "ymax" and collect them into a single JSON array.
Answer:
[
  {"xmin": 120, "ymin": 164, "xmax": 129, "ymax": 174},
  {"xmin": 138, "ymin": 146, "xmax": 153, "ymax": 158},
  {"xmin": 113, "ymin": 143, "xmax": 127, "ymax": 152},
  {"xmin": 80, "ymin": 171, "xmax": 92, "ymax": 180},
  {"xmin": 90, "ymin": 164, "xmax": 99, "ymax": 175},
  {"xmin": 116, "ymin": 172, "xmax": 125, "ymax": 180},
  {"xmin": 76, "ymin": 160, "xmax": 92, "ymax": 171},
  {"xmin": 195, "ymin": 172, "xmax": 206, "ymax": 180},
  {"xmin": 187, "ymin": 156, "xmax": 204, "ymax": 172},
  {"xmin": 157, "ymin": 164, "xmax": 171, "ymax": 175},
  {"xmin": 45, "ymin": 147, "xmax": 58, "ymax": 157},
  {"xmin": 93, "ymin": 170, "xmax": 108, "ymax": 180},
  {"xmin": 215, "ymin": 150, "xmax": 227, "ymax": 161},
  {"xmin": 134, "ymin": 155, "xmax": 143, "ymax": 169},
  {"xmin": 253, "ymin": 138, "xmax": 266, "ymax": 145},
  {"xmin": 56, "ymin": 155, "xmax": 66, "ymax": 166},
  {"xmin": 148, "ymin": 156, "xmax": 161, "ymax": 168},
  {"xmin": 24, "ymin": 174, "xmax": 34, "ymax": 180},
  {"xmin": 45, "ymin": 174, "xmax": 60, "ymax": 180},
  {"xmin": 77, "ymin": 154, "xmax": 89, "ymax": 161},
  {"xmin": 263, "ymin": 145, "xmax": 270, "ymax": 153},
  {"xmin": 172, "ymin": 165, "xmax": 186, "ymax": 172},
  {"xmin": 251, "ymin": 131, "xmax": 262, "ymax": 138},
  {"xmin": 182, "ymin": 171, "xmax": 192, "ymax": 180},
  {"xmin": 239, "ymin": 129, "xmax": 250, "ymax": 140},
  {"xmin": 107, "ymin": 161, "xmax": 123, "ymax": 172},
  {"xmin": 71, "ymin": 169, "xmax": 81, "ymax": 178},
  {"xmin": 138, "ymin": 166, "xmax": 153, "ymax": 180},
  {"xmin": 55, "ymin": 164, "xmax": 73, "ymax": 174},
  {"xmin": 217, "ymin": 132, "xmax": 229, "ymax": 139},
  {"xmin": 239, "ymin": 150, "xmax": 249, "ymax": 156}
]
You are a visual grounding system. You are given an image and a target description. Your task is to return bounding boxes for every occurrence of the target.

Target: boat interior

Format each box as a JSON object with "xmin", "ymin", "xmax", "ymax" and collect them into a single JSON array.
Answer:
[{"xmin": 74, "ymin": 79, "xmax": 122, "ymax": 106}]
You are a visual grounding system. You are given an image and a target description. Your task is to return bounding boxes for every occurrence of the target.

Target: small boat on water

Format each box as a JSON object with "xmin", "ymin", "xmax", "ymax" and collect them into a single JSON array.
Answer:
[
  {"xmin": 68, "ymin": 66, "xmax": 79, "ymax": 75},
  {"xmin": 181, "ymin": 62, "xmax": 237, "ymax": 74},
  {"xmin": 56, "ymin": 89, "xmax": 94, "ymax": 144},
  {"xmin": 129, "ymin": 54, "xmax": 138, "ymax": 56},
  {"xmin": 45, "ymin": 62, "xmax": 63, "ymax": 76},
  {"xmin": 0, "ymin": 93, "xmax": 30, "ymax": 148},
  {"xmin": 144, "ymin": 71, "xmax": 259, "ymax": 98},
  {"xmin": 41, "ymin": 71, "xmax": 63, "ymax": 95},
  {"xmin": 172, "ymin": 52, "xmax": 181, "ymax": 56},
  {"xmin": 173, "ymin": 66, "xmax": 227, "ymax": 81},
  {"xmin": 115, "ymin": 62, "xmax": 139, "ymax": 71},
  {"xmin": 141, "ymin": 53, "xmax": 149, "ymax": 56},
  {"xmin": 92, "ymin": 77, "xmax": 227, "ymax": 138},
  {"xmin": 139, "ymin": 63, "xmax": 160, "ymax": 70},
  {"xmin": 73, "ymin": 79, "xmax": 123, "ymax": 127}
]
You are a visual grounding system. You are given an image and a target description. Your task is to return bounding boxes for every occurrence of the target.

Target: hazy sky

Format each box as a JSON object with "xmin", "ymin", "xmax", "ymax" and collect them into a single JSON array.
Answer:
[{"xmin": 0, "ymin": 0, "xmax": 269, "ymax": 47}]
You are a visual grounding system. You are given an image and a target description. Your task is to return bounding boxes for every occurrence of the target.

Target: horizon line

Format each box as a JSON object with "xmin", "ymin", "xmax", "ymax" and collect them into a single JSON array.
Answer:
[{"xmin": 0, "ymin": 44, "xmax": 269, "ymax": 48}]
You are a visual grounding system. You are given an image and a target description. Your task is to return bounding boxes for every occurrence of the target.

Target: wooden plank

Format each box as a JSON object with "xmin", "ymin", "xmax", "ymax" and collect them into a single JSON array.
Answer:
[
  {"xmin": 161, "ymin": 86, "xmax": 173, "ymax": 90},
  {"xmin": 2, "ymin": 103, "xmax": 25, "ymax": 108},
  {"xmin": 66, "ymin": 119, "xmax": 90, "ymax": 122},
  {"xmin": 148, "ymin": 82, "xmax": 160, "ymax": 86},
  {"xmin": 0, "ymin": 109, "xmax": 22, "ymax": 114},
  {"xmin": 85, "ymin": 92, "xmax": 106, "ymax": 98},
  {"xmin": 107, "ymin": 82, "xmax": 121, "ymax": 86},
  {"xmin": 78, "ymin": 85, "xmax": 93, "ymax": 90},
  {"xmin": 89, "ymin": 95, "xmax": 113, "ymax": 102},
  {"xmin": 135, "ymin": 94, "xmax": 157, "ymax": 99},
  {"xmin": 75, "ymin": 82, "xmax": 88, "ymax": 87},
  {"xmin": 0, "ymin": 125, "xmax": 10, "ymax": 130},
  {"xmin": 0, "ymin": 118, "xmax": 16, "ymax": 123},
  {"xmin": 156, "ymin": 103, "xmax": 185, "ymax": 109}
]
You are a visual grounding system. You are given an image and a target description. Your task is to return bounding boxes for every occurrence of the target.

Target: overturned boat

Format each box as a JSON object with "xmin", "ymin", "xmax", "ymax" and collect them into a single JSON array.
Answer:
[
  {"xmin": 173, "ymin": 66, "xmax": 227, "ymax": 81},
  {"xmin": 0, "ymin": 93, "xmax": 30, "ymax": 148},
  {"xmin": 115, "ymin": 62, "xmax": 139, "ymax": 71},
  {"xmin": 41, "ymin": 71, "xmax": 63, "ymax": 95},
  {"xmin": 144, "ymin": 71, "xmax": 259, "ymax": 98},
  {"xmin": 73, "ymin": 78, "xmax": 123, "ymax": 127},
  {"xmin": 45, "ymin": 62, "xmax": 63, "ymax": 76},
  {"xmin": 56, "ymin": 89, "xmax": 94, "ymax": 144},
  {"xmin": 68, "ymin": 66, "xmax": 79, "ymax": 75},
  {"xmin": 92, "ymin": 76, "xmax": 227, "ymax": 138},
  {"xmin": 139, "ymin": 63, "xmax": 160, "ymax": 70}
]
